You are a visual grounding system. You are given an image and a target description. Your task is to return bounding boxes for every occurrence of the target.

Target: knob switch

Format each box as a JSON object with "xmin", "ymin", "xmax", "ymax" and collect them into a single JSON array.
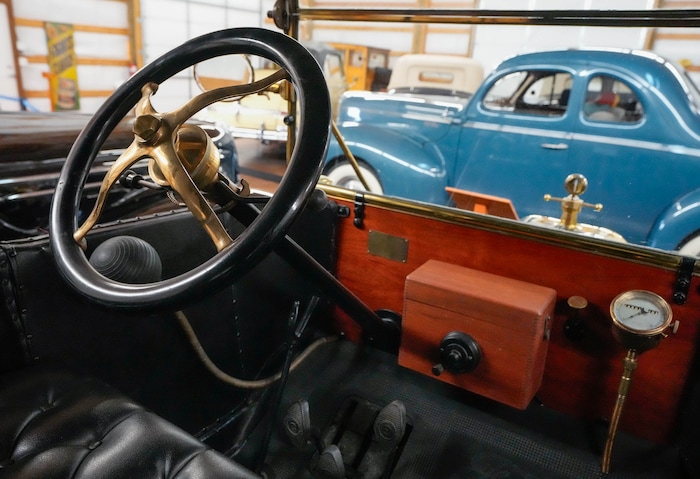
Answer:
[{"xmin": 432, "ymin": 331, "xmax": 481, "ymax": 375}]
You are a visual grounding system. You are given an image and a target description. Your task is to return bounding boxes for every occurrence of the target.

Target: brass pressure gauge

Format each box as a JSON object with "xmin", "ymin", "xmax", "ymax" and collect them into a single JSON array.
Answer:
[
  {"xmin": 609, "ymin": 290, "xmax": 673, "ymax": 352},
  {"xmin": 602, "ymin": 289, "xmax": 673, "ymax": 474}
]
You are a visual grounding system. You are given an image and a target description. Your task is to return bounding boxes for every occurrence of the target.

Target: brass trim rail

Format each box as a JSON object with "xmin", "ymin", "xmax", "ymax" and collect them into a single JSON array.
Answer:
[
  {"xmin": 318, "ymin": 185, "xmax": 691, "ymax": 273},
  {"xmin": 295, "ymin": 8, "xmax": 700, "ymax": 27}
]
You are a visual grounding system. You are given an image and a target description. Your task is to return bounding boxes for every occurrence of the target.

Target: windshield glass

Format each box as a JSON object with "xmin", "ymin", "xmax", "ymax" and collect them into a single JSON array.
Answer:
[{"xmin": 230, "ymin": 6, "xmax": 698, "ymax": 258}]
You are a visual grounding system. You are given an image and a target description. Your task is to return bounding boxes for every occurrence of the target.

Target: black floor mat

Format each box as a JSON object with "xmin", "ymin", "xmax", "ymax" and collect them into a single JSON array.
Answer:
[{"xmin": 241, "ymin": 338, "xmax": 681, "ymax": 479}]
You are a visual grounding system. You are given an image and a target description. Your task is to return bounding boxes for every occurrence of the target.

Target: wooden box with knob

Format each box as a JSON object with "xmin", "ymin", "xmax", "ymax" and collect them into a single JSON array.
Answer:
[{"xmin": 400, "ymin": 260, "xmax": 557, "ymax": 409}]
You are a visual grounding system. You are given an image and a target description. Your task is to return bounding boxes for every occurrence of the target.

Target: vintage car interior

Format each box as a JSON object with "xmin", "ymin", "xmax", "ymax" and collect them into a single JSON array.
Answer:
[{"xmin": 1, "ymin": 5, "xmax": 699, "ymax": 479}]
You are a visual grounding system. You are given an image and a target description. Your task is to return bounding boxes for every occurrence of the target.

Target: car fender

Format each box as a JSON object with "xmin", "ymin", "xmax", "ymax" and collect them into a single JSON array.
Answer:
[
  {"xmin": 325, "ymin": 123, "xmax": 450, "ymax": 204},
  {"xmin": 646, "ymin": 189, "xmax": 700, "ymax": 250}
]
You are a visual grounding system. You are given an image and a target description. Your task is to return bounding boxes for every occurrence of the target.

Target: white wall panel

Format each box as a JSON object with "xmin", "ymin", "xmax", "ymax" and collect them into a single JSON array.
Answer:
[
  {"xmin": 77, "ymin": 65, "xmax": 129, "ymax": 90},
  {"xmin": 654, "ymin": 39, "xmax": 700, "ymax": 63},
  {"xmin": 73, "ymin": 32, "xmax": 129, "ymax": 59},
  {"xmin": 424, "ymin": 32, "xmax": 472, "ymax": 56},
  {"xmin": 531, "ymin": 0, "xmax": 587, "ymax": 9},
  {"xmin": 520, "ymin": 25, "xmax": 598, "ymax": 52},
  {"xmin": 138, "ymin": 0, "xmax": 268, "ymax": 108},
  {"xmin": 141, "ymin": 0, "xmax": 189, "ymax": 21},
  {"xmin": 0, "ymin": 3, "xmax": 19, "ymax": 110},
  {"xmin": 588, "ymin": 0, "xmax": 657, "ymax": 9},
  {"xmin": 77, "ymin": 97, "xmax": 114, "ymax": 112},
  {"xmin": 14, "ymin": 26, "xmax": 48, "ymax": 56},
  {"xmin": 224, "ymin": 11, "xmax": 261, "ymax": 29},
  {"xmin": 25, "ymin": 97, "xmax": 52, "ymax": 111},
  {"xmin": 19, "ymin": 63, "xmax": 50, "ymax": 91},
  {"xmin": 468, "ymin": 0, "xmax": 654, "ymax": 76},
  {"xmin": 13, "ymin": 0, "xmax": 127, "ymax": 27},
  {"xmin": 146, "ymin": 75, "xmax": 195, "ymax": 112},
  {"xmin": 142, "ymin": 19, "xmax": 190, "ymax": 59},
  {"xmin": 471, "ymin": 26, "xmax": 529, "ymax": 74},
  {"xmin": 577, "ymin": 27, "xmax": 646, "ymax": 49}
]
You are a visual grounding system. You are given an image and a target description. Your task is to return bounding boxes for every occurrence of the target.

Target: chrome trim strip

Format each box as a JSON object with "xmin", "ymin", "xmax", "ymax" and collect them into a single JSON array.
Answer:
[
  {"xmin": 230, "ymin": 127, "xmax": 287, "ymax": 142},
  {"xmin": 466, "ymin": 121, "xmax": 572, "ymax": 139},
  {"xmin": 466, "ymin": 121, "xmax": 700, "ymax": 158}
]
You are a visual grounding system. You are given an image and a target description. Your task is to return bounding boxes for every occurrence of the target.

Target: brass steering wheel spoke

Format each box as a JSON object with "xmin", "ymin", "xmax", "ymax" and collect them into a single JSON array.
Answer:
[
  {"xmin": 73, "ymin": 140, "xmax": 148, "ymax": 244},
  {"xmin": 74, "ymin": 70, "xmax": 293, "ymax": 250},
  {"xmin": 169, "ymin": 68, "xmax": 290, "ymax": 126}
]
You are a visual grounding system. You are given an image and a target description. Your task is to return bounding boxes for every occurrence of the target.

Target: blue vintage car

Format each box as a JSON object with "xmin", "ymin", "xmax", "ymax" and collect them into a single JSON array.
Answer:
[{"xmin": 323, "ymin": 49, "xmax": 700, "ymax": 254}]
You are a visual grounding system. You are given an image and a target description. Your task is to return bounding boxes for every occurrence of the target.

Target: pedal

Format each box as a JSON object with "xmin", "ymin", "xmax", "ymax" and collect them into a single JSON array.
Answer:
[
  {"xmin": 315, "ymin": 444, "xmax": 346, "ymax": 479},
  {"xmin": 372, "ymin": 399, "xmax": 406, "ymax": 451},
  {"xmin": 283, "ymin": 399, "xmax": 312, "ymax": 449}
]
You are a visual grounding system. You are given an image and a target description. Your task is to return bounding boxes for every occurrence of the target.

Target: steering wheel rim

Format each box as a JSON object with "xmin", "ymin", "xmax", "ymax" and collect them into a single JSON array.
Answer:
[{"xmin": 49, "ymin": 27, "xmax": 331, "ymax": 311}]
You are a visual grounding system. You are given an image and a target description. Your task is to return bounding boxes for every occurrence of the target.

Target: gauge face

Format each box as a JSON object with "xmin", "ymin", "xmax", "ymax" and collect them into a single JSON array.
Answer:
[{"xmin": 610, "ymin": 290, "xmax": 673, "ymax": 336}]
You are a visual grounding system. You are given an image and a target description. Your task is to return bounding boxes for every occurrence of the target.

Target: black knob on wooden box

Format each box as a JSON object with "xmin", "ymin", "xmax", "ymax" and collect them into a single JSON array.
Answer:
[{"xmin": 432, "ymin": 331, "xmax": 482, "ymax": 375}]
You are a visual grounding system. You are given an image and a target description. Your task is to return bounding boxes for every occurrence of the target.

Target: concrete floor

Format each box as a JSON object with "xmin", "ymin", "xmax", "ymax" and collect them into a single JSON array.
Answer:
[{"xmin": 236, "ymin": 138, "xmax": 286, "ymax": 193}]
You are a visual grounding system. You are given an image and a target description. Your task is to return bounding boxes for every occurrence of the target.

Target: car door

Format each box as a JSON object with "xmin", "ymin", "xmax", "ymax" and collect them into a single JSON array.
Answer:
[
  {"xmin": 568, "ymin": 70, "xmax": 683, "ymax": 245},
  {"xmin": 453, "ymin": 68, "xmax": 576, "ymax": 219}
]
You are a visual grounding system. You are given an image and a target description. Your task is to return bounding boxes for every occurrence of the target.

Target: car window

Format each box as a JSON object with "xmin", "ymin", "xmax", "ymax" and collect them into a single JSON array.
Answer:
[
  {"xmin": 583, "ymin": 75, "xmax": 643, "ymax": 123},
  {"xmin": 482, "ymin": 70, "xmax": 573, "ymax": 117},
  {"xmin": 324, "ymin": 53, "xmax": 344, "ymax": 83}
]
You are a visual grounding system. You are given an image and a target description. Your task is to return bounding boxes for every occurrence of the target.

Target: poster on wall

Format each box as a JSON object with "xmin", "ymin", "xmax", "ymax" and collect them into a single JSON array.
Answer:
[{"xmin": 44, "ymin": 22, "xmax": 80, "ymax": 111}]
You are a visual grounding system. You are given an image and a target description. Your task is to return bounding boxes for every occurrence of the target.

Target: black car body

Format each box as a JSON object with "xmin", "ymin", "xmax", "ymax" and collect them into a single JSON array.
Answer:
[{"xmin": 0, "ymin": 111, "xmax": 238, "ymax": 240}]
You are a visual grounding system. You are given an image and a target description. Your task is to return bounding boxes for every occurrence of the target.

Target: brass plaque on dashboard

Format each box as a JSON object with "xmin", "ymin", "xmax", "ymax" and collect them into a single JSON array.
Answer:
[{"xmin": 367, "ymin": 230, "xmax": 408, "ymax": 262}]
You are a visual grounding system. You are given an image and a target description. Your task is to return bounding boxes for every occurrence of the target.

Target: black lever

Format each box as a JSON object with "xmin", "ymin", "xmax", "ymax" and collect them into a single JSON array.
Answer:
[{"xmin": 229, "ymin": 201, "xmax": 400, "ymax": 353}]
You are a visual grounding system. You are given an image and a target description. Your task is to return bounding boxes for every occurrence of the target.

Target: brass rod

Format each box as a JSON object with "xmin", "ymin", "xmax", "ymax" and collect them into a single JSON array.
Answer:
[
  {"xmin": 283, "ymin": 0, "xmax": 299, "ymax": 164},
  {"xmin": 601, "ymin": 350, "xmax": 638, "ymax": 474},
  {"xmin": 296, "ymin": 8, "xmax": 700, "ymax": 27},
  {"xmin": 331, "ymin": 121, "xmax": 370, "ymax": 191}
]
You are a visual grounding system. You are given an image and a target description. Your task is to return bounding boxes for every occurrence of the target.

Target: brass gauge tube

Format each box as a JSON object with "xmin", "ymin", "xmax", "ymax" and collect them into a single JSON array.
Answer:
[{"xmin": 601, "ymin": 349, "xmax": 638, "ymax": 474}]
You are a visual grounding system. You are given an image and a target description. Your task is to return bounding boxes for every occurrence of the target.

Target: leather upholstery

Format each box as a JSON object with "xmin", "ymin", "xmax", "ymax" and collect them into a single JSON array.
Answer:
[{"xmin": 0, "ymin": 367, "xmax": 260, "ymax": 478}]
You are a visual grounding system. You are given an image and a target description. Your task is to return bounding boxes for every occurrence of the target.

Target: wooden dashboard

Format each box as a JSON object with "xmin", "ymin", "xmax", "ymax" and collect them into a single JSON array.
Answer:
[{"xmin": 323, "ymin": 187, "xmax": 699, "ymax": 445}]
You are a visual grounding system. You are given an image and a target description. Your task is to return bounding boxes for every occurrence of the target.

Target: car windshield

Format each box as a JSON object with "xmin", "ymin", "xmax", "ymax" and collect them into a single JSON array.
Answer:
[
  {"xmin": 8, "ymin": 6, "xmax": 700, "ymax": 259},
  {"xmin": 264, "ymin": 22, "xmax": 700, "ymax": 258}
]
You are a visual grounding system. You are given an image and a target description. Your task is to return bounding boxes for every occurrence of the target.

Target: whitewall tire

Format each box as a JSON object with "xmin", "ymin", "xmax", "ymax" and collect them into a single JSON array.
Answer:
[{"xmin": 324, "ymin": 161, "xmax": 384, "ymax": 194}]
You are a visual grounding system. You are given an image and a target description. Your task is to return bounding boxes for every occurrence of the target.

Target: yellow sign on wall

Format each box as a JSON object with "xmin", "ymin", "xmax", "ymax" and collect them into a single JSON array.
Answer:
[{"xmin": 44, "ymin": 22, "xmax": 80, "ymax": 111}]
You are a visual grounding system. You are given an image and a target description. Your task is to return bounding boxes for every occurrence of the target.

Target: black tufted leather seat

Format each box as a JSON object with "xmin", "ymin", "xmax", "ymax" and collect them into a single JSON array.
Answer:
[{"xmin": 0, "ymin": 367, "xmax": 260, "ymax": 478}]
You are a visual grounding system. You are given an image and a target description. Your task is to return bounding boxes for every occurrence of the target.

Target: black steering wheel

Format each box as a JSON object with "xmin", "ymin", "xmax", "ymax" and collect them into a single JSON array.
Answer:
[{"xmin": 49, "ymin": 28, "xmax": 331, "ymax": 311}]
